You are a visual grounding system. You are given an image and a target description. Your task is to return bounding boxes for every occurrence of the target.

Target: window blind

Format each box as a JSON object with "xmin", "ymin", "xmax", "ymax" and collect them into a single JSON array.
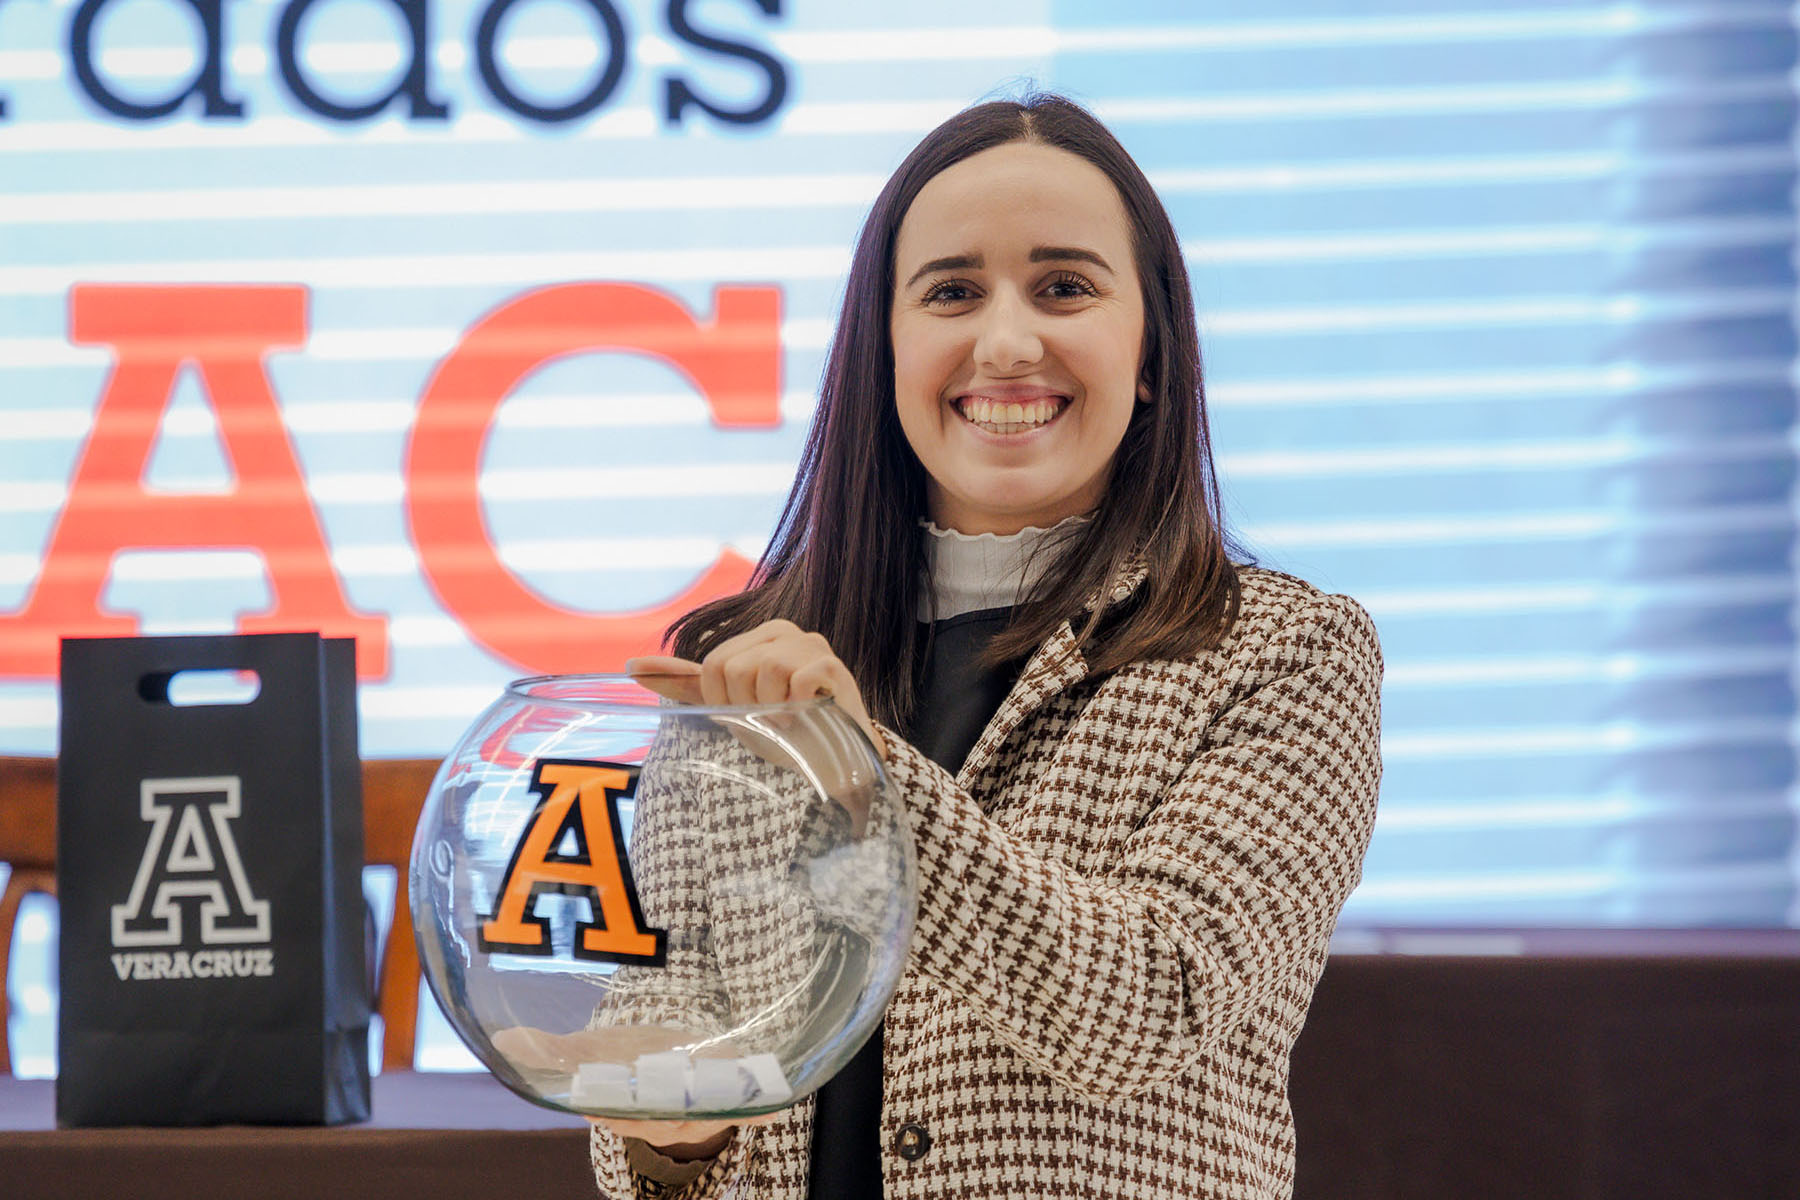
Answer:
[{"xmin": 1043, "ymin": 0, "xmax": 1799, "ymax": 925}]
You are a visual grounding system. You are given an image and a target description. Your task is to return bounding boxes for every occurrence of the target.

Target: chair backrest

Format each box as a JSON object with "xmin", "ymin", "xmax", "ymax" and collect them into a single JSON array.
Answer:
[
  {"xmin": 0, "ymin": 755, "xmax": 441, "ymax": 1076},
  {"xmin": 0, "ymin": 756, "xmax": 56, "ymax": 1076},
  {"xmin": 360, "ymin": 758, "xmax": 442, "ymax": 1070}
]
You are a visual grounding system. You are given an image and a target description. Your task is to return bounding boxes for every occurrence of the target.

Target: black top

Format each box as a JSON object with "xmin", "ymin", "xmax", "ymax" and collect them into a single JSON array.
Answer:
[{"xmin": 806, "ymin": 607, "xmax": 1021, "ymax": 1199}]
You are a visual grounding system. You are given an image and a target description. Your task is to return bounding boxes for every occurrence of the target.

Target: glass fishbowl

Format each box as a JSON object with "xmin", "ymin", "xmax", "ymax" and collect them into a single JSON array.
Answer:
[{"xmin": 410, "ymin": 674, "xmax": 915, "ymax": 1119}]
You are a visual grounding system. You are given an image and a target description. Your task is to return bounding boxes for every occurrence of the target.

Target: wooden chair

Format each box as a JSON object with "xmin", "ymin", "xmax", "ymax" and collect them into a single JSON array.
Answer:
[
  {"xmin": 0, "ymin": 755, "xmax": 442, "ymax": 1075},
  {"xmin": 0, "ymin": 756, "xmax": 56, "ymax": 1076},
  {"xmin": 360, "ymin": 758, "xmax": 443, "ymax": 1070}
]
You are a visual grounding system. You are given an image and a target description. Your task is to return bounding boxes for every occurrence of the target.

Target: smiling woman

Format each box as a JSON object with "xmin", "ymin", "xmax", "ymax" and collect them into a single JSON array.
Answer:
[
  {"xmin": 589, "ymin": 92, "xmax": 1384, "ymax": 1200},
  {"xmin": 661, "ymin": 96, "xmax": 1245, "ymax": 732}
]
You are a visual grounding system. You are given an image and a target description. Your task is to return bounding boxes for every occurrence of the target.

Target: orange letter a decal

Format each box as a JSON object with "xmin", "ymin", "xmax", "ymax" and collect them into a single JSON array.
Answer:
[{"xmin": 478, "ymin": 760, "xmax": 666, "ymax": 966}]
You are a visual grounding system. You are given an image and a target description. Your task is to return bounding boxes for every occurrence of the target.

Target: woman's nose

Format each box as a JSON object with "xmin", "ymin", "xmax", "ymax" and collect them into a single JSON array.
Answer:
[{"xmin": 973, "ymin": 290, "xmax": 1042, "ymax": 373}]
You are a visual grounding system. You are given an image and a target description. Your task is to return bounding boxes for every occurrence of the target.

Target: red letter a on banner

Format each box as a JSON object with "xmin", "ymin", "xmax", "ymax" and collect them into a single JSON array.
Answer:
[{"xmin": 0, "ymin": 286, "xmax": 389, "ymax": 677}]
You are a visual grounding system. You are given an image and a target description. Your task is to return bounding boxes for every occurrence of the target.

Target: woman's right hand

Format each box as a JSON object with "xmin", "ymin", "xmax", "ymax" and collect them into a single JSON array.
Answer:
[
  {"xmin": 626, "ymin": 620, "xmax": 887, "ymax": 761},
  {"xmin": 628, "ymin": 625, "xmax": 887, "ymax": 833},
  {"xmin": 589, "ymin": 1110, "xmax": 781, "ymax": 1158}
]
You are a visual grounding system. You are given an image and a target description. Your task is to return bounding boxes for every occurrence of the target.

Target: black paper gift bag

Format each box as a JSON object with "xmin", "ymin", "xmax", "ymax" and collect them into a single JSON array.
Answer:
[{"xmin": 55, "ymin": 632, "xmax": 371, "ymax": 1126}]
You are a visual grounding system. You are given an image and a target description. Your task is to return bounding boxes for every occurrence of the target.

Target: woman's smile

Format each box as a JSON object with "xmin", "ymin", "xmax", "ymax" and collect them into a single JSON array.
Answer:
[{"xmin": 952, "ymin": 388, "xmax": 1070, "ymax": 436}]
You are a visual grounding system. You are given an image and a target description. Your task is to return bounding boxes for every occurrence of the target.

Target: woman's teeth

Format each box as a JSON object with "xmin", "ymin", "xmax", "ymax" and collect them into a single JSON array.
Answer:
[{"xmin": 959, "ymin": 397, "xmax": 1062, "ymax": 433}]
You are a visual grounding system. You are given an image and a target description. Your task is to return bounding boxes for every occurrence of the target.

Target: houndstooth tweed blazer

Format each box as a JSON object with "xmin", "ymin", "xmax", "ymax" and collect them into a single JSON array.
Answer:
[{"xmin": 591, "ymin": 566, "xmax": 1383, "ymax": 1199}]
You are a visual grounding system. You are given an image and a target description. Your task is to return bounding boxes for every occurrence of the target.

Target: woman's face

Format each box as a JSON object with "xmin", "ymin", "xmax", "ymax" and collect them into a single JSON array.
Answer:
[{"xmin": 890, "ymin": 140, "xmax": 1145, "ymax": 536}]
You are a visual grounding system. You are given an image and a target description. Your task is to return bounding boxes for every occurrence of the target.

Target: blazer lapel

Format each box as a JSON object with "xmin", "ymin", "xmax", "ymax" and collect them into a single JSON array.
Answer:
[
  {"xmin": 955, "ymin": 618, "xmax": 1088, "ymax": 791},
  {"xmin": 949, "ymin": 556, "xmax": 1146, "ymax": 792}
]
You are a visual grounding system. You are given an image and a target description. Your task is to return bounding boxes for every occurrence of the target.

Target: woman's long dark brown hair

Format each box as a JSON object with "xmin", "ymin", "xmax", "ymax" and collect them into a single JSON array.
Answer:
[{"xmin": 668, "ymin": 92, "xmax": 1241, "ymax": 731}]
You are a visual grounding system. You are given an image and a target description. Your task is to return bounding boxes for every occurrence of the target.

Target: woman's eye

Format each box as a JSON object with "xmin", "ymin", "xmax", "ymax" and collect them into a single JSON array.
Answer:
[
  {"xmin": 1043, "ymin": 272, "xmax": 1099, "ymax": 300},
  {"xmin": 920, "ymin": 281, "xmax": 975, "ymax": 305}
]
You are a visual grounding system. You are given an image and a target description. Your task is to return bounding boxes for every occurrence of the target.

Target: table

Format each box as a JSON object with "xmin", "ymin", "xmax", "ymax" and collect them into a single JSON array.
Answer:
[
  {"xmin": 0, "ymin": 1071, "xmax": 592, "ymax": 1200},
  {"xmin": 7, "ymin": 935, "xmax": 1799, "ymax": 1200},
  {"xmin": 1290, "ymin": 932, "xmax": 1800, "ymax": 1200}
]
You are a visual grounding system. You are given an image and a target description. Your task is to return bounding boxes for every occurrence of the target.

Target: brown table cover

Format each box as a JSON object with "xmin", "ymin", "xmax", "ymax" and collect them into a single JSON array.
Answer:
[
  {"xmin": 6, "ymin": 940, "xmax": 1799, "ymax": 1200},
  {"xmin": 0, "ymin": 1070, "xmax": 590, "ymax": 1199},
  {"xmin": 1290, "ymin": 937, "xmax": 1800, "ymax": 1200}
]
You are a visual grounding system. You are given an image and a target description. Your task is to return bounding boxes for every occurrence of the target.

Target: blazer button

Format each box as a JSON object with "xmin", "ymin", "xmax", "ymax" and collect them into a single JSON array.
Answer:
[{"xmin": 893, "ymin": 1123, "xmax": 932, "ymax": 1161}]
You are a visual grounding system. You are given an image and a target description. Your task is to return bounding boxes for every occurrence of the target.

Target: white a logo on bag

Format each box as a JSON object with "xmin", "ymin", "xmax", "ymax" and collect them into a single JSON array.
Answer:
[{"xmin": 112, "ymin": 777, "xmax": 271, "ymax": 949}]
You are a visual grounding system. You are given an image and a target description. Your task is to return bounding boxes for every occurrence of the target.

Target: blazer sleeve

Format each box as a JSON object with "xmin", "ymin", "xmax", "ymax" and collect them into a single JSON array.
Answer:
[{"xmin": 875, "ymin": 590, "xmax": 1383, "ymax": 1101}]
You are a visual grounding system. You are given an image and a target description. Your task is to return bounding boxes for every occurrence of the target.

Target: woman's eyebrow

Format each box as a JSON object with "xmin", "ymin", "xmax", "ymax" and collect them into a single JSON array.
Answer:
[
  {"xmin": 901, "ymin": 245, "xmax": 1114, "ymax": 289},
  {"xmin": 1030, "ymin": 245, "xmax": 1113, "ymax": 273},
  {"xmin": 903, "ymin": 253, "xmax": 981, "ymax": 288}
]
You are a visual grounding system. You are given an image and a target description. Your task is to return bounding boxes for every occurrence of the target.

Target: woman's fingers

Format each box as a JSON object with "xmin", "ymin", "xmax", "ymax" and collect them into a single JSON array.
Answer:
[
  {"xmin": 786, "ymin": 659, "xmax": 842, "ymax": 704},
  {"xmin": 637, "ymin": 622, "xmax": 883, "ymax": 759},
  {"xmin": 755, "ymin": 657, "xmax": 790, "ymax": 706},
  {"xmin": 699, "ymin": 620, "xmax": 796, "ymax": 704},
  {"xmin": 629, "ymin": 642, "xmax": 834, "ymax": 710},
  {"xmin": 590, "ymin": 1117, "xmax": 737, "ymax": 1155},
  {"xmin": 712, "ymin": 648, "xmax": 757, "ymax": 707},
  {"xmin": 754, "ymin": 637, "xmax": 833, "ymax": 706},
  {"xmin": 625, "ymin": 655, "xmax": 700, "ymax": 676},
  {"xmin": 590, "ymin": 1109, "xmax": 783, "ymax": 1153},
  {"xmin": 625, "ymin": 656, "xmax": 705, "ymax": 705},
  {"xmin": 703, "ymin": 628, "xmax": 824, "ymax": 707}
]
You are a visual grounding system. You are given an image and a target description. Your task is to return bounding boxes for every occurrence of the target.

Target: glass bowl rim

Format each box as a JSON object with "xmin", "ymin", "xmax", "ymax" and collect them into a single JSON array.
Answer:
[{"xmin": 504, "ymin": 672, "xmax": 838, "ymax": 717}]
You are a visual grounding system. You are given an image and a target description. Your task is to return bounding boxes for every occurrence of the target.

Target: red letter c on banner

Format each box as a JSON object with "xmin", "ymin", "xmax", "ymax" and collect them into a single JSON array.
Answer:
[{"xmin": 406, "ymin": 282, "xmax": 782, "ymax": 673}]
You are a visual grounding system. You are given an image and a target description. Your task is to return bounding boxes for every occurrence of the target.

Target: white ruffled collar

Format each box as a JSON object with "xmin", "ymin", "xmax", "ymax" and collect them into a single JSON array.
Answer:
[{"xmin": 919, "ymin": 515, "xmax": 1089, "ymax": 621}]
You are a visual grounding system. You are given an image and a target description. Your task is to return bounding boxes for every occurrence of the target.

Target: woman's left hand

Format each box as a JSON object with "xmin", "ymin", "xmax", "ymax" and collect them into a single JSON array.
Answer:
[{"xmin": 627, "ymin": 620, "xmax": 887, "ymax": 761}]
